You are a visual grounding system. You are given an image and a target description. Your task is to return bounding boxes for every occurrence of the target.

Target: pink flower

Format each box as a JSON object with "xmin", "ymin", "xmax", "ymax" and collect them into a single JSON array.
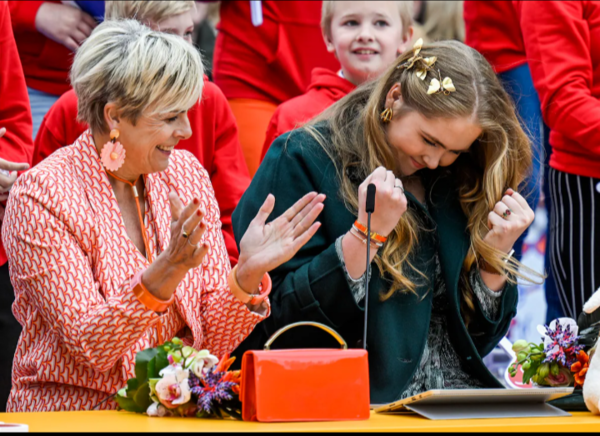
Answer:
[
  {"xmin": 100, "ymin": 140, "xmax": 126, "ymax": 171},
  {"xmin": 155, "ymin": 366, "xmax": 191, "ymax": 409},
  {"xmin": 546, "ymin": 368, "xmax": 575, "ymax": 387}
]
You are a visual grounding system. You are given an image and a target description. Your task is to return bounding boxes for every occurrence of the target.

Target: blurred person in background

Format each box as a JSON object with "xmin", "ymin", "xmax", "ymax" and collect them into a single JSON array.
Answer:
[
  {"xmin": 33, "ymin": 0, "xmax": 250, "ymax": 267},
  {"xmin": 517, "ymin": 0, "xmax": 600, "ymax": 320},
  {"xmin": 8, "ymin": 1, "xmax": 101, "ymax": 138},
  {"xmin": 209, "ymin": 0, "xmax": 340, "ymax": 176},
  {"xmin": 0, "ymin": 1, "xmax": 33, "ymax": 412},
  {"xmin": 464, "ymin": 1, "xmax": 558, "ymax": 321},
  {"xmin": 261, "ymin": 0, "xmax": 414, "ymax": 159},
  {"xmin": 413, "ymin": 1, "xmax": 465, "ymax": 43}
]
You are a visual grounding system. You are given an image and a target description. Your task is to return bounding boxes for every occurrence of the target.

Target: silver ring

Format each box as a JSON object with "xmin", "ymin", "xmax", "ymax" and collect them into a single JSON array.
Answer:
[
  {"xmin": 394, "ymin": 185, "xmax": 405, "ymax": 193},
  {"xmin": 187, "ymin": 239, "xmax": 198, "ymax": 248}
]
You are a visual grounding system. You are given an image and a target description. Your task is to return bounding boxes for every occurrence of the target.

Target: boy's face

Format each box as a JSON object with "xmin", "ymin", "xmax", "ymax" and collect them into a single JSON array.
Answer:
[
  {"xmin": 149, "ymin": 11, "xmax": 195, "ymax": 44},
  {"xmin": 325, "ymin": 1, "xmax": 411, "ymax": 86}
]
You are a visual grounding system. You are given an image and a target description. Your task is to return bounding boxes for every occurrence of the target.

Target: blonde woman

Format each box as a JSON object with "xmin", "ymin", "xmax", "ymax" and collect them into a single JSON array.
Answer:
[
  {"xmin": 233, "ymin": 40, "xmax": 537, "ymax": 404},
  {"xmin": 2, "ymin": 20, "xmax": 324, "ymax": 412}
]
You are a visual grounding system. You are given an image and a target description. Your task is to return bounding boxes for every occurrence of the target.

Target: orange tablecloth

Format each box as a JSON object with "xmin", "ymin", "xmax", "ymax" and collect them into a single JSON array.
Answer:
[{"xmin": 0, "ymin": 411, "xmax": 598, "ymax": 432}]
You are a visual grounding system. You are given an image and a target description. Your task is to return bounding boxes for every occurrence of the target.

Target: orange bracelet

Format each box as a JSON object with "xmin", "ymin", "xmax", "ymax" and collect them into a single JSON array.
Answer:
[
  {"xmin": 227, "ymin": 265, "xmax": 272, "ymax": 306},
  {"xmin": 131, "ymin": 269, "xmax": 175, "ymax": 313},
  {"xmin": 353, "ymin": 221, "xmax": 388, "ymax": 244}
]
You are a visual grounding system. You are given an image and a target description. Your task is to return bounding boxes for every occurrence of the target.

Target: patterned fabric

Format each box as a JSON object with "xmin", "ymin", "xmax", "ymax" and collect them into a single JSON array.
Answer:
[
  {"xmin": 2, "ymin": 131, "xmax": 269, "ymax": 412},
  {"xmin": 335, "ymin": 240, "xmax": 503, "ymax": 399}
]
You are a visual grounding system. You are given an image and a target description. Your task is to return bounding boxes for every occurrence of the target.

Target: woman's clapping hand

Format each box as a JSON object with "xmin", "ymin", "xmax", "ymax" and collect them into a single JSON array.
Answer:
[{"xmin": 236, "ymin": 192, "xmax": 325, "ymax": 292}]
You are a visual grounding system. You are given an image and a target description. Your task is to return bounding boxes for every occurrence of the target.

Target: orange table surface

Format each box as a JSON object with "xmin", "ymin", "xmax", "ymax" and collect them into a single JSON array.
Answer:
[{"xmin": 0, "ymin": 411, "xmax": 598, "ymax": 432}]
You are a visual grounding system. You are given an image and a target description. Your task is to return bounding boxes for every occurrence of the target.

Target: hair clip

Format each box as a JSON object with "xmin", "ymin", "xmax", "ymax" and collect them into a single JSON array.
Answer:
[
  {"xmin": 398, "ymin": 38, "xmax": 424, "ymax": 71},
  {"xmin": 427, "ymin": 70, "xmax": 457, "ymax": 95}
]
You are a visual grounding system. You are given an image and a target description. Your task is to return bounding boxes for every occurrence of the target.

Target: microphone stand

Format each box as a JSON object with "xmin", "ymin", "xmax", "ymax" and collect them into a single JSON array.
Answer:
[{"xmin": 363, "ymin": 184, "xmax": 376, "ymax": 351}]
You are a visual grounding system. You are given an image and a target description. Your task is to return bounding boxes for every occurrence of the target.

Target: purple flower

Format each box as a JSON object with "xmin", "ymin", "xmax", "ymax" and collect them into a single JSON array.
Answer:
[
  {"xmin": 189, "ymin": 369, "xmax": 237, "ymax": 414},
  {"xmin": 541, "ymin": 319, "xmax": 584, "ymax": 367}
]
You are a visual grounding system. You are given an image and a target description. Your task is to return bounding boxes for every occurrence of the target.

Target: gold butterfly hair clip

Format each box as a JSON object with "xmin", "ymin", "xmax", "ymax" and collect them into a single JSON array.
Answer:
[
  {"xmin": 427, "ymin": 69, "xmax": 457, "ymax": 96},
  {"xmin": 397, "ymin": 38, "xmax": 457, "ymax": 96}
]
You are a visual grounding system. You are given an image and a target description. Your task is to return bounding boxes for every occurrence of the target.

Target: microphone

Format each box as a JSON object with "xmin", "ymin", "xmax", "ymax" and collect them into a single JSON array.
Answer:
[{"xmin": 363, "ymin": 184, "xmax": 376, "ymax": 350}]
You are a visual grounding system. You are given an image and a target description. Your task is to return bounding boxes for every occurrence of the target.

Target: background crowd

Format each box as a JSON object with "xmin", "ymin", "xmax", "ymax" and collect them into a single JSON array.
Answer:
[{"xmin": 0, "ymin": 0, "xmax": 598, "ymax": 412}]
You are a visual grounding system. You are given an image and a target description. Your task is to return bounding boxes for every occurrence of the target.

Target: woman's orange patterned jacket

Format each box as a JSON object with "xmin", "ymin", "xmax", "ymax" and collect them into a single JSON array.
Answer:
[{"xmin": 2, "ymin": 131, "xmax": 269, "ymax": 412}]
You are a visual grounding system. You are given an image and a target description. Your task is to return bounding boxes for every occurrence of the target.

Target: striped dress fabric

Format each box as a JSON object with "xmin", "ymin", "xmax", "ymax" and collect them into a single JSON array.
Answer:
[
  {"xmin": 2, "ymin": 131, "xmax": 269, "ymax": 412},
  {"xmin": 548, "ymin": 168, "xmax": 600, "ymax": 319}
]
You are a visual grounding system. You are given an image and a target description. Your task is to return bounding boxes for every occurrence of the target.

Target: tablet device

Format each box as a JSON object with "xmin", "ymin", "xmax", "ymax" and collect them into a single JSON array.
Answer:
[{"xmin": 374, "ymin": 388, "xmax": 574, "ymax": 420}]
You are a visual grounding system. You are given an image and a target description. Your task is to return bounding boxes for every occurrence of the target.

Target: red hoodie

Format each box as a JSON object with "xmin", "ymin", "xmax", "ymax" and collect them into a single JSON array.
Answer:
[
  {"xmin": 213, "ymin": 1, "xmax": 340, "ymax": 105},
  {"xmin": 33, "ymin": 79, "xmax": 250, "ymax": 265},
  {"xmin": 8, "ymin": 1, "xmax": 73, "ymax": 96},
  {"xmin": 516, "ymin": 1, "xmax": 600, "ymax": 179},
  {"xmin": 463, "ymin": 1, "xmax": 527, "ymax": 74},
  {"xmin": 0, "ymin": 1, "xmax": 34, "ymax": 266},
  {"xmin": 261, "ymin": 68, "xmax": 356, "ymax": 160}
]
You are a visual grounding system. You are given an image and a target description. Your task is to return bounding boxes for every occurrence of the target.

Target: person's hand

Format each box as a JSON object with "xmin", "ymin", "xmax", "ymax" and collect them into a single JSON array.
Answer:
[
  {"xmin": 0, "ymin": 128, "xmax": 30, "ymax": 203},
  {"xmin": 357, "ymin": 166, "xmax": 407, "ymax": 237},
  {"xmin": 484, "ymin": 189, "xmax": 535, "ymax": 254},
  {"xmin": 141, "ymin": 193, "xmax": 211, "ymax": 301},
  {"xmin": 235, "ymin": 192, "xmax": 325, "ymax": 292},
  {"xmin": 164, "ymin": 193, "xmax": 211, "ymax": 271},
  {"xmin": 35, "ymin": 2, "xmax": 97, "ymax": 52}
]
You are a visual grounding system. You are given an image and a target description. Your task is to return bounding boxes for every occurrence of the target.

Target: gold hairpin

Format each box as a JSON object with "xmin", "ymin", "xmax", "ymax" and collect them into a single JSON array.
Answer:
[
  {"xmin": 427, "ymin": 70, "xmax": 457, "ymax": 95},
  {"xmin": 398, "ymin": 38, "xmax": 424, "ymax": 71}
]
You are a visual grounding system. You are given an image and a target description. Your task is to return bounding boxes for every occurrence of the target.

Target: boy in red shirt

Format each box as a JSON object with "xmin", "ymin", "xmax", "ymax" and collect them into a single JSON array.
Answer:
[
  {"xmin": 33, "ymin": 1, "xmax": 250, "ymax": 266},
  {"xmin": 0, "ymin": 1, "xmax": 34, "ymax": 411},
  {"xmin": 210, "ymin": 1, "xmax": 341, "ymax": 176},
  {"xmin": 8, "ymin": 1, "xmax": 99, "ymax": 138},
  {"xmin": 261, "ymin": 1, "xmax": 413, "ymax": 160}
]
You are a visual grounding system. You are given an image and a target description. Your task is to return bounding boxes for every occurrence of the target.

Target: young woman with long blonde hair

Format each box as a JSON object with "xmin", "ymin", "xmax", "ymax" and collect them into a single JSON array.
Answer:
[{"xmin": 233, "ymin": 40, "xmax": 539, "ymax": 403}]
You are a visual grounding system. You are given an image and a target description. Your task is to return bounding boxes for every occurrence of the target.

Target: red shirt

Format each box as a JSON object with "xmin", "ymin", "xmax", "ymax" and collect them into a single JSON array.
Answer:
[
  {"xmin": 8, "ymin": 0, "xmax": 73, "ymax": 96},
  {"xmin": 516, "ymin": 1, "xmax": 600, "ymax": 179},
  {"xmin": 33, "ymin": 79, "xmax": 250, "ymax": 264},
  {"xmin": 464, "ymin": 1, "xmax": 527, "ymax": 74},
  {"xmin": 261, "ymin": 68, "xmax": 356, "ymax": 160},
  {"xmin": 213, "ymin": 1, "xmax": 340, "ymax": 105},
  {"xmin": 0, "ymin": 1, "xmax": 34, "ymax": 266}
]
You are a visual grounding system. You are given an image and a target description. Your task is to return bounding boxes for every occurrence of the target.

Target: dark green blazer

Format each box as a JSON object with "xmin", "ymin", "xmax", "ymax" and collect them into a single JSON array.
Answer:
[{"xmin": 232, "ymin": 127, "xmax": 518, "ymax": 404}]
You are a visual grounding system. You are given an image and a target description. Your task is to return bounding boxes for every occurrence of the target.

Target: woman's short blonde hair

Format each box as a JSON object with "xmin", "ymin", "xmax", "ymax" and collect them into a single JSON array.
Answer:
[
  {"xmin": 321, "ymin": 1, "xmax": 413, "ymax": 41},
  {"xmin": 105, "ymin": 1, "xmax": 196, "ymax": 24},
  {"xmin": 71, "ymin": 19, "xmax": 203, "ymax": 134}
]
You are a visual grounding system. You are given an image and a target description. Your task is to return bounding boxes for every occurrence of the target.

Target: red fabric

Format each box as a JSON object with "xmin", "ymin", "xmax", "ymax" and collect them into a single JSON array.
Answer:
[
  {"xmin": 261, "ymin": 68, "xmax": 356, "ymax": 160},
  {"xmin": 212, "ymin": 0, "xmax": 340, "ymax": 105},
  {"xmin": 464, "ymin": 1, "xmax": 527, "ymax": 74},
  {"xmin": 8, "ymin": 0, "xmax": 73, "ymax": 96},
  {"xmin": 33, "ymin": 79, "xmax": 250, "ymax": 264},
  {"xmin": 516, "ymin": 1, "xmax": 600, "ymax": 179},
  {"xmin": 0, "ymin": 1, "xmax": 34, "ymax": 266}
]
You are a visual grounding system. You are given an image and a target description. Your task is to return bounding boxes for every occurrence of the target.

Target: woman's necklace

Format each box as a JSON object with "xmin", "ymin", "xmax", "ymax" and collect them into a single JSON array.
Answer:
[{"xmin": 107, "ymin": 172, "xmax": 153, "ymax": 263}]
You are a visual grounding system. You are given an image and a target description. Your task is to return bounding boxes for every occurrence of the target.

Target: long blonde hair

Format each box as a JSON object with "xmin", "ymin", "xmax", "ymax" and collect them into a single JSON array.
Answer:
[{"xmin": 307, "ymin": 40, "xmax": 538, "ymax": 325}]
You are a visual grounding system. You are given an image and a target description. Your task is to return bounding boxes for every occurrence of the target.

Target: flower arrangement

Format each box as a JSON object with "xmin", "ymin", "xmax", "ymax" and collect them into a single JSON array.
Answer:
[
  {"xmin": 115, "ymin": 338, "xmax": 242, "ymax": 419},
  {"xmin": 509, "ymin": 318, "xmax": 589, "ymax": 388}
]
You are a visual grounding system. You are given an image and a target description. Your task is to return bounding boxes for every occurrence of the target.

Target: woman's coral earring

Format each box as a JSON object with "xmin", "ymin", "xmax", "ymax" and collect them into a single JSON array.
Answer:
[
  {"xmin": 100, "ymin": 129, "xmax": 126, "ymax": 172},
  {"xmin": 380, "ymin": 108, "xmax": 393, "ymax": 124}
]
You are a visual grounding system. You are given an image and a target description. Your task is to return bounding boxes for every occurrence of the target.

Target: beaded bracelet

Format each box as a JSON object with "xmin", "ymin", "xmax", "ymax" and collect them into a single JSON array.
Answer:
[
  {"xmin": 353, "ymin": 221, "xmax": 388, "ymax": 244},
  {"xmin": 350, "ymin": 227, "xmax": 384, "ymax": 248}
]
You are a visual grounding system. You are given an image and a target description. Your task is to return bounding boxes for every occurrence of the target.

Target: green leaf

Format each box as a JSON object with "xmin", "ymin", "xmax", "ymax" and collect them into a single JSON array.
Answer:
[
  {"xmin": 155, "ymin": 350, "xmax": 170, "ymax": 373},
  {"xmin": 126, "ymin": 378, "xmax": 139, "ymax": 398},
  {"xmin": 135, "ymin": 348, "xmax": 159, "ymax": 383},
  {"xmin": 522, "ymin": 365, "xmax": 539, "ymax": 384},
  {"xmin": 115, "ymin": 394, "xmax": 146, "ymax": 413},
  {"xmin": 133, "ymin": 381, "xmax": 152, "ymax": 411}
]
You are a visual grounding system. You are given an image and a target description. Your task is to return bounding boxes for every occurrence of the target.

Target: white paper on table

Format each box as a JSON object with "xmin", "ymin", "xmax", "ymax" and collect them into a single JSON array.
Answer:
[
  {"xmin": 250, "ymin": 0, "xmax": 263, "ymax": 27},
  {"xmin": 0, "ymin": 423, "xmax": 29, "ymax": 433}
]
